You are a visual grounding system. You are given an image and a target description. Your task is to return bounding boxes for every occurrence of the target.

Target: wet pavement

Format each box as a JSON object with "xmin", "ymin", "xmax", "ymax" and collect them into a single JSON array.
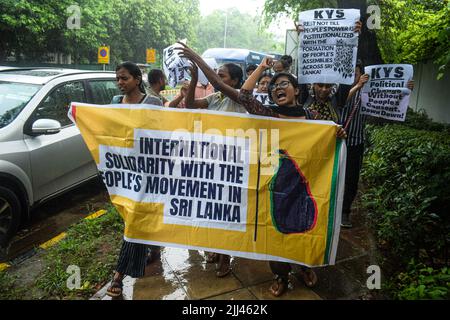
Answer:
[
  {"xmin": 2, "ymin": 178, "xmax": 109, "ymax": 262},
  {"xmin": 91, "ymin": 200, "xmax": 383, "ymax": 300}
]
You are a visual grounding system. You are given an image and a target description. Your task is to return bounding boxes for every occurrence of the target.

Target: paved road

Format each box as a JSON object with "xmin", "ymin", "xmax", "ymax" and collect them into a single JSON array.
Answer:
[{"xmin": 2, "ymin": 178, "xmax": 109, "ymax": 263}]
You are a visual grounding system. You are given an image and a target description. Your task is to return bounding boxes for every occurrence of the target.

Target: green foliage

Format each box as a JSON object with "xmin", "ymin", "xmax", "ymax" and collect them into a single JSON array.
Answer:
[
  {"xmin": 362, "ymin": 120, "xmax": 450, "ymax": 267},
  {"xmin": 0, "ymin": 272, "xmax": 27, "ymax": 300},
  {"xmin": 404, "ymin": 108, "xmax": 450, "ymax": 134},
  {"xmin": 262, "ymin": 0, "xmax": 337, "ymax": 26},
  {"xmin": 192, "ymin": 8, "xmax": 284, "ymax": 55},
  {"xmin": 36, "ymin": 206, "xmax": 124, "ymax": 299},
  {"xmin": 389, "ymin": 260, "xmax": 450, "ymax": 300},
  {"xmin": 374, "ymin": 0, "xmax": 450, "ymax": 79},
  {"xmin": 0, "ymin": 0, "xmax": 201, "ymax": 65}
]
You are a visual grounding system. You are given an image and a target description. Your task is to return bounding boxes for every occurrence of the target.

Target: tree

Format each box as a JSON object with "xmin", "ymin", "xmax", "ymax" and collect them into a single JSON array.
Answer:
[
  {"xmin": 372, "ymin": 0, "xmax": 450, "ymax": 79},
  {"xmin": 262, "ymin": 0, "xmax": 383, "ymax": 65},
  {"xmin": 193, "ymin": 8, "xmax": 283, "ymax": 55},
  {"xmin": 0, "ymin": 0, "xmax": 201, "ymax": 66},
  {"xmin": 0, "ymin": 0, "xmax": 74, "ymax": 61},
  {"xmin": 262, "ymin": 0, "xmax": 337, "ymax": 25}
]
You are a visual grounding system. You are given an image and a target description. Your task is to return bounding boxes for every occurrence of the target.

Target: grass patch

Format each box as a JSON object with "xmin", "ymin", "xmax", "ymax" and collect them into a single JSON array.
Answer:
[
  {"xmin": 33, "ymin": 205, "xmax": 124, "ymax": 299},
  {"xmin": 0, "ymin": 272, "xmax": 28, "ymax": 300}
]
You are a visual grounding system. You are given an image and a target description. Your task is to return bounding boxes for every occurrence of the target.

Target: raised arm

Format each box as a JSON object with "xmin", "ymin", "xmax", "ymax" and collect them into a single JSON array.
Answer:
[
  {"xmin": 167, "ymin": 81, "xmax": 189, "ymax": 108},
  {"xmin": 184, "ymin": 63, "xmax": 208, "ymax": 109},
  {"xmin": 347, "ymin": 73, "xmax": 369, "ymax": 102},
  {"xmin": 242, "ymin": 57, "xmax": 273, "ymax": 91},
  {"xmin": 175, "ymin": 42, "xmax": 239, "ymax": 102}
]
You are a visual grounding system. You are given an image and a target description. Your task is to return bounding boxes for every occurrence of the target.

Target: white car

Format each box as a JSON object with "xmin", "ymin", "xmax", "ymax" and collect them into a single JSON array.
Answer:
[{"xmin": 0, "ymin": 68, "xmax": 120, "ymax": 255}]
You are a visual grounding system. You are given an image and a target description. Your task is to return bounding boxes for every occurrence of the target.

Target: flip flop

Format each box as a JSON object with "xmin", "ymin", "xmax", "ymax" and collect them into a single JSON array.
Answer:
[
  {"xmin": 269, "ymin": 276, "xmax": 288, "ymax": 297},
  {"xmin": 298, "ymin": 268, "xmax": 318, "ymax": 288},
  {"xmin": 106, "ymin": 279, "xmax": 123, "ymax": 298}
]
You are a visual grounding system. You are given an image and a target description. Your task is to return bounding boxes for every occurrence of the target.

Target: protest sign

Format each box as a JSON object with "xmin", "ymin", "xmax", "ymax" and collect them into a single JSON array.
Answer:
[
  {"xmin": 163, "ymin": 42, "xmax": 208, "ymax": 88},
  {"xmin": 361, "ymin": 64, "xmax": 413, "ymax": 121},
  {"xmin": 298, "ymin": 8, "xmax": 360, "ymax": 85},
  {"xmin": 253, "ymin": 93, "xmax": 276, "ymax": 108},
  {"xmin": 69, "ymin": 103, "xmax": 346, "ymax": 267}
]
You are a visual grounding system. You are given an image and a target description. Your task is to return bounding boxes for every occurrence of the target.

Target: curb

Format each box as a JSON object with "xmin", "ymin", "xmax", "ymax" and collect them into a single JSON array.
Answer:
[{"xmin": 0, "ymin": 209, "xmax": 108, "ymax": 272}]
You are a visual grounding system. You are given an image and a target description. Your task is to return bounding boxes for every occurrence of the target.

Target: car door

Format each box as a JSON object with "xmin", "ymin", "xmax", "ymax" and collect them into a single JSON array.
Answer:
[{"xmin": 24, "ymin": 80, "xmax": 97, "ymax": 202}]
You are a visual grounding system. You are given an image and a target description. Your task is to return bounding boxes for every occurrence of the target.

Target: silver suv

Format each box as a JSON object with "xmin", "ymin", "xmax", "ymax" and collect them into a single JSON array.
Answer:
[{"xmin": 0, "ymin": 68, "xmax": 120, "ymax": 253}]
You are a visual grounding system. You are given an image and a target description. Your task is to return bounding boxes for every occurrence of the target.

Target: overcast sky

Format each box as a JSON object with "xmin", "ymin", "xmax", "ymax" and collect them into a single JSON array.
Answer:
[
  {"xmin": 198, "ymin": 0, "xmax": 265, "ymax": 16},
  {"xmin": 198, "ymin": 0, "xmax": 292, "ymax": 39}
]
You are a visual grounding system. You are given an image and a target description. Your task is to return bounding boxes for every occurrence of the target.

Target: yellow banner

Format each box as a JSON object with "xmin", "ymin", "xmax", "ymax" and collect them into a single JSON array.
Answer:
[{"xmin": 69, "ymin": 103, "xmax": 346, "ymax": 267}]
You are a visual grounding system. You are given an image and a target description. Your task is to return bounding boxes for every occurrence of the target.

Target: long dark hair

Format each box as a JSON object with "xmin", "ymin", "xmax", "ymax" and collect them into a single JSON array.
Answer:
[
  {"xmin": 222, "ymin": 63, "xmax": 243, "ymax": 89},
  {"xmin": 116, "ymin": 61, "xmax": 145, "ymax": 93}
]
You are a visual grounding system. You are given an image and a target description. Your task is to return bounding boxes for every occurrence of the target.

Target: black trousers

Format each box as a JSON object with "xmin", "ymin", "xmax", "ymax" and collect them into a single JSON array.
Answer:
[
  {"xmin": 269, "ymin": 261, "xmax": 291, "ymax": 279},
  {"xmin": 342, "ymin": 144, "xmax": 365, "ymax": 216},
  {"xmin": 116, "ymin": 241, "xmax": 160, "ymax": 278}
]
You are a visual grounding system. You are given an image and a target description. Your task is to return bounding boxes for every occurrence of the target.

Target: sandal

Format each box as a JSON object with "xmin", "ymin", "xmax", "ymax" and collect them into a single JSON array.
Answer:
[
  {"xmin": 298, "ymin": 267, "xmax": 318, "ymax": 288},
  {"xmin": 205, "ymin": 252, "xmax": 219, "ymax": 263},
  {"xmin": 106, "ymin": 278, "xmax": 123, "ymax": 298},
  {"xmin": 269, "ymin": 276, "xmax": 288, "ymax": 297},
  {"xmin": 216, "ymin": 254, "xmax": 231, "ymax": 278}
]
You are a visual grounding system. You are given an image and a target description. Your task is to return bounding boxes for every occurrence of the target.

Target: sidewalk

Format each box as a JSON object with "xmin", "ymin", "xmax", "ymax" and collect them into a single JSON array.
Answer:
[{"xmin": 91, "ymin": 203, "xmax": 382, "ymax": 300}]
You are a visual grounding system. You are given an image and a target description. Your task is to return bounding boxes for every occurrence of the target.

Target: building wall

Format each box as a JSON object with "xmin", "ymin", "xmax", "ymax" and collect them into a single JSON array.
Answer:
[{"xmin": 410, "ymin": 62, "xmax": 450, "ymax": 124}]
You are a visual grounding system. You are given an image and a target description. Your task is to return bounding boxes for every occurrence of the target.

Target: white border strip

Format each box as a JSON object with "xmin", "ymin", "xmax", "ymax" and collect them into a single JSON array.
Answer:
[
  {"xmin": 328, "ymin": 141, "xmax": 347, "ymax": 265},
  {"xmin": 124, "ymin": 236, "xmax": 334, "ymax": 268}
]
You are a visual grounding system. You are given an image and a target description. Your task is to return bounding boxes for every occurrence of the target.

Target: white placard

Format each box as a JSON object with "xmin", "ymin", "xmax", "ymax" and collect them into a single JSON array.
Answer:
[
  {"xmin": 298, "ymin": 8, "xmax": 360, "ymax": 85},
  {"xmin": 163, "ymin": 43, "xmax": 208, "ymax": 88},
  {"xmin": 361, "ymin": 64, "xmax": 413, "ymax": 122}
]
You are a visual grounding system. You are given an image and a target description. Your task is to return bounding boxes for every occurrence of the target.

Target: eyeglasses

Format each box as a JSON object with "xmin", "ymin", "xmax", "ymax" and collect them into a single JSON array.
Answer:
[{"xmin": 269, "ymin": 80, "xmax": 291, "ymax": 92}]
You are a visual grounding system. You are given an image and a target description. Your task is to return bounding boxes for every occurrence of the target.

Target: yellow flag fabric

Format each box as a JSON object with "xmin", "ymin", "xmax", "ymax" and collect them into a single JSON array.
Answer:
[{"xmin": 69, "ymin": 102, "xmax": 346, "ymax": 267}]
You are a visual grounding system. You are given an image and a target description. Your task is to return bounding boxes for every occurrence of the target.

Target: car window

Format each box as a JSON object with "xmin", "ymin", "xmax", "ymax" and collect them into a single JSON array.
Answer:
[
  {"xmin": 88, "ymin": 79, "xmax": 120, "ymax": 104},
  {"xmin": 34, "ymin": 81, "xmax": 86, "ymax": 127},
  {"xmin": 0, "ymin": 81, "xmax": 42, "ymax": 129}
]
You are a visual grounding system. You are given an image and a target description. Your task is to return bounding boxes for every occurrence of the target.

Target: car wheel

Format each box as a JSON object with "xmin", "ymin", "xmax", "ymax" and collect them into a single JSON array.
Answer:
[{"xmin": 0, "ymin": 186, "xmax": 21, "ymax": 249}]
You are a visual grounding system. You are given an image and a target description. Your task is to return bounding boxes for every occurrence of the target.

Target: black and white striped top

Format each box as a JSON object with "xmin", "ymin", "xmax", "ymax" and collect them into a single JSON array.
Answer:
[{"xmin": 340, "ymin": 90, "xmax": 366, "ymax": 147}]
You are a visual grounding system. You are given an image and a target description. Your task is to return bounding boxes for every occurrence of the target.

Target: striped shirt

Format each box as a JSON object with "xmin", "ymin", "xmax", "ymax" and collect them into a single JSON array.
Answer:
[{"xmin": 340, "ymin": 89, "xmax": 366, "ymax": 146}]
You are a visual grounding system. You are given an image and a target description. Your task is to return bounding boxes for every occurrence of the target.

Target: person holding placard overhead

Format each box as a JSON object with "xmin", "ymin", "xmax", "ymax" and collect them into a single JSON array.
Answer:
[
  {"xmin": 339, "ymin": 61, "xmax": 415, "ymax": 228},
  {"xmin": 175, "ymin": 42, "xmax": 248, "ymax": 278},
  {"xmin": 236, "ymin": 57, "xmax": 347, "ymax": 297}
]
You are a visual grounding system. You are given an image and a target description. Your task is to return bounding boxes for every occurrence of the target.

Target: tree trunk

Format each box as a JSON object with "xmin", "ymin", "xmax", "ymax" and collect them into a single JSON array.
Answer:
[{"xmin": 337, "ymin": 0, "xmax": 384, "ymax": 66}]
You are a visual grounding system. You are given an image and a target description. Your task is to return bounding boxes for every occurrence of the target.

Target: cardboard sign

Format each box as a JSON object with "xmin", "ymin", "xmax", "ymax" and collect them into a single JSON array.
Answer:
[
  {"xmin": 298, "ymin": 8, "xmax": 360, "ymax": 85},
  {"xmin": 163, "ymin": 43, "xmax": 208, "ymax": 88},
  {"xmin": 361, "ymin": 64, "xmax": 414, "ymax": 121}
]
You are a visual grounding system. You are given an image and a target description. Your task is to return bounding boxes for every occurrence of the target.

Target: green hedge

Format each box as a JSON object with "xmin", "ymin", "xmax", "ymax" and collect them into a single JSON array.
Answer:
[
  {"xmin": 362, "ymin": 120, "xmax": 450, "ymax": 267},
  {"xmin": 391, "ymin": 261, "xmax": 450, "ymax": 300}
]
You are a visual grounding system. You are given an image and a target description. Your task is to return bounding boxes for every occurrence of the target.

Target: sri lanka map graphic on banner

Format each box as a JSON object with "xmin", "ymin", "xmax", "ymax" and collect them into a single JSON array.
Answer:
[{"xmin": 69, "ymin": 103, "xmax": 346, "ymax": 267}]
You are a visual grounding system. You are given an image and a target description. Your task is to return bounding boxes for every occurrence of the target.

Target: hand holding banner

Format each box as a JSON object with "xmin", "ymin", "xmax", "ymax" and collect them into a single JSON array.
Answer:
[{"xmin": 69, "ymin": 103, "xmax": 346, "ymax": 267}]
